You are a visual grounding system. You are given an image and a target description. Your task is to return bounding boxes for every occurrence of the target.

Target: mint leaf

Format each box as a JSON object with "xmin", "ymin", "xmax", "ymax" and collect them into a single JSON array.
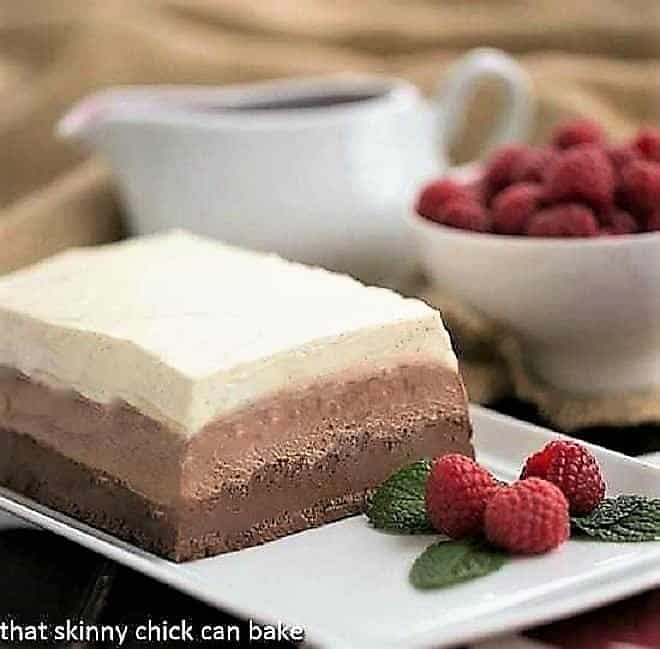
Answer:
[
  {"xmin": 410, "ymin": 540, "xmax": 508, "ymax": 589},
  {"xmin": 571, "ymin": 495, "xmax": 660, "ymax": 542},
  {"xmin": 366, "ymin": 460, "xmax": 433, "ymax": 533}
]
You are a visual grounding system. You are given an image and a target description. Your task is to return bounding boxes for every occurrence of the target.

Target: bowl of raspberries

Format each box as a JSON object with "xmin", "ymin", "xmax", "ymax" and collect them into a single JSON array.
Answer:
[{"xmin": 409, "ymin": 120, "xmax": 660, "ymax": 394}]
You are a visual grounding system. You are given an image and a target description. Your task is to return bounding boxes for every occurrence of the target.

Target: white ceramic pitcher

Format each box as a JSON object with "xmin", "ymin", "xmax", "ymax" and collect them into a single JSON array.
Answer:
[{"xmin": 59, "ymin": 48, "xmax": 532, "ymax": 284}]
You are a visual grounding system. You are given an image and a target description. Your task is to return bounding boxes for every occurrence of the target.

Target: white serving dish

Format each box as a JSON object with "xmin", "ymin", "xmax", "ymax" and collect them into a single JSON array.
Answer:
[
  {"xmin": 0, "ymin": 406, "xmax": 658, "ymax": 649},
  {"xmin": 407, "ymin": 196, "xmax": 660, "ymax": 394}
]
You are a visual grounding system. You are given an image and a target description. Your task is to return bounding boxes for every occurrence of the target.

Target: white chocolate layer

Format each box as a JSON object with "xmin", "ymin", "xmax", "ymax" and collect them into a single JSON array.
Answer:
[{"xmin": 0, "ymin": 231, "xmax": 457, "ymax": 435}]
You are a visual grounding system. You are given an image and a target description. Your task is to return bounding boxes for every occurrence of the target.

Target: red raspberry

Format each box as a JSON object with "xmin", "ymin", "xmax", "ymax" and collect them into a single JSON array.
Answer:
[
  {"xmin": 492, "ymin": 183, "xmax": 543, "ymax": 234},
  {"xmin": 544, "ymin": 145, "xmax": 615, "ymax": 212},
  {"xmin": 416, "ymin": 179, "xmax": 472, "ymax": 219},
  {"xmin": 551, "ymin": 119, "xmax": 605, "ymax": 150},
  {"xmin": 521, "ymin": 441, "xmax": 606, "ymax": 514},
  {"xmin": 600, "ymin": 210, "xmax": 638, "ymax": 235},
  {"xmin": 485, "ymin": 478, "xmax": 570, "ymax": 554},
  {"xmin": 608, "ymin": 147, "xmax": 641, "ymax": 215},
  {"xmin": 646, "ymin": 208, "xmax": 660, "ymax": 232},
  {"xmin": 608, "ymin": 144, "xmax": 639, "ymax": 176},
  {"xmin": 621, "ymin": 159, "xmax": 660, "ymax": 213},
  {"xmin": 425, "ymin": 454, "xmax": 499, "ymax": 538},
  {"xmin": 525, "ymin": 204, "xmax": 599, "ymax": 238},
  {"xmin": 435, "ymin": 198, "xmax": 491, "ymax": 232},
  {"xmin": 513, "ymin": 147, "xmax": 557, "ymax": 183},
  {"xmin": 633, "ymin": 127, "xmax": 660, "ymax": 162},
  {"xmin": 465, "ymin": 178, "xmax": 488, "ymax": 203},
  {"xmin": 484, "ymin": 145, "xmax": 533, "ymax": 193}
]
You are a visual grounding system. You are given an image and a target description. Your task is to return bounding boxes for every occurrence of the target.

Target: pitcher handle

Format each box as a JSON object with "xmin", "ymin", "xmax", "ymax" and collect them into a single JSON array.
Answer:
[{"xmin": 434, "ymin": 48, "xmax": 533, "ymax": 164}]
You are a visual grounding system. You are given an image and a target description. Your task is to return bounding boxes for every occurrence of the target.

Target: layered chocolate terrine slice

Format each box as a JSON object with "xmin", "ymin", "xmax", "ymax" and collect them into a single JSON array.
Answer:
[{"xmin": 0, "ymin": 231, "xmax": 472, "ymax": 561}]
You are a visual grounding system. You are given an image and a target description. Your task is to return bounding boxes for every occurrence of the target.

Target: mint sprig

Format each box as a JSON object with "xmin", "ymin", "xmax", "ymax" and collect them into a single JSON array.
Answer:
[
  {"xmin": 410, "ymin": 540, "xmax": 508, "ymax": 589},
  {"xmin": 366, "ymin": 460, "xmax": 433, "ymax": 533},
  {"xmin": 571, "ymin": 495, "xmax": 660, "ymax": 542}
]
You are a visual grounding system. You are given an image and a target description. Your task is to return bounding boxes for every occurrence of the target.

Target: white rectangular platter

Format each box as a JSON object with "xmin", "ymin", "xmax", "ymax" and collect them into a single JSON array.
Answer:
[{"xmin": 0, "ymin": 405, "xmax": 658, "ymax": 649}]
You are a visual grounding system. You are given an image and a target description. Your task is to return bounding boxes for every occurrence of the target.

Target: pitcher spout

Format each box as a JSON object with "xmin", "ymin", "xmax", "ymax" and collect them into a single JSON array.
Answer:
[
  {"xmin": 57, "ymin": 92, "xmax": 113, "ymax": 143},
  {"xmin": 57, "ymin": 88, "xmax": 161, "ymax": 145}
]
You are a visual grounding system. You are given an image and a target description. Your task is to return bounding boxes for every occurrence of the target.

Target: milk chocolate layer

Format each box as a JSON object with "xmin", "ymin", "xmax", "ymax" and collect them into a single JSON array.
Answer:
[{"xmin": 0, "ymin": 364, "xmax": 472, "ymax": 561}]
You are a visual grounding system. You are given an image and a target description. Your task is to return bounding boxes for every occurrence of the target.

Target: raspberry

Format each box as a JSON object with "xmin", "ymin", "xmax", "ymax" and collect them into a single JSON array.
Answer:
[
  {"xmin": 525, "ymin": 204, "xmax": 599, "ymax": 238},
  {"xmin": 609, "ymin": 147, "xmax": 640, "ymax": 216},
  {"xmin": 435, "ymin": 198, "xmax": 491, "ymax": 232},
  {"xmin": 465, "ymin": 178, "xmax": 487, "ymax": 203},
  {"xmin": 485, "ymin": 478, "xmax": 570, "ymax": 554},
  {"xmin": 513, "ymin": 147, "xmax": 557, "ymax": 183},
  {"xmin": 484, "ymin": 145, "xmax": 532, "ymax": 193},
  {"xmin": 544, "ymin": 145, "xmax": 615, "ymax": 212},
  {"xmin": 647, "ymin": 209, "xmax": 660, "ymax": 232},
  {"xmin": 416, "ymin": 179, "xmax": 472, "ymax": 219},
  {"xmin": 552, "ymin": 119, "xmax": 605, "ymax": 150},
  {"xmin": 425, "ymin": 454, "xmax": 499, "ymax": 538},
  {"xmin": 521, "ymin": 441, "xmax": 606, "ymax": 514},
  {"xmin": 492, "ymin": 183, "xmax": 543, "ymax": 234},
  {"xmin": 621, "ymin": 159, "xmax": 660, "ymax": 213},
  {"xmin": 633, "ymin": 127, "xmax": 660, "ymax": 162},
  {"xmin": 608, "ymin": 145, "xmax": 639, "ymax": 176},
  {"xmin": 600, "ymin": 210, "xmax": 638, "ymax": 235}
]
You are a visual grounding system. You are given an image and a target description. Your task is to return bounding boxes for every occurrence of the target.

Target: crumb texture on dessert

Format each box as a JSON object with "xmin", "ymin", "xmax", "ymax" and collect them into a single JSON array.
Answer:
[{"xmin": 0, "ymin": 231, "xmax": 457, "ymax": 433}]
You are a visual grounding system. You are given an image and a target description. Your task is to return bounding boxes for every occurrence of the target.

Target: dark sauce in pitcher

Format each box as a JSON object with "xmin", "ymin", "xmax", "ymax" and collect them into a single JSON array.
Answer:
[{"xmin": 194, "ymin": 90, "xmax": 387, "ymax": 112}]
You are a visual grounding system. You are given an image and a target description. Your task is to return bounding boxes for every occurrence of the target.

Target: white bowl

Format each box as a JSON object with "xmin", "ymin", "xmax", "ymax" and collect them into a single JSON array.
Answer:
[{"xmin": 407, "ymin": 195, "xmax": 660, "ymax": 394}]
